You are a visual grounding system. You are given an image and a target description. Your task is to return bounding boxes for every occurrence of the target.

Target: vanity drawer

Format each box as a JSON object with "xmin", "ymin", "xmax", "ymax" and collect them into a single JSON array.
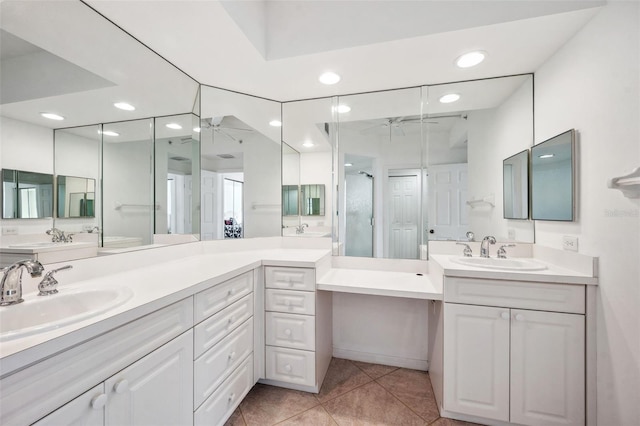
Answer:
[
  {"xmin": 266, "ymin": 312, "xmax": 315, "ymax": 350},
  {"xmin": 445, "ymin": 277, "xmax": 585, "ymax": 314},
  {"xmin": 195, "ymin": 271, "xmax": 253, "ymax": 323},
  {"xmin": 265, "ymin": 266, "xmax": 315, "ymax": 291},
  {"xmin": 266, "ymin": 289, "xmax": 315, "ymax": 315},
  {"xmin": 194, "ymin": 294, "xmax": 253, "ymax": 358},
  {"xmin": 194, "ymin": 354, "xmax": 253, "ymax": 426},
  {"xmin": 265, "ymin": 346, "xmax": 315, "ymax": 387},
  {"xmin": 194, "ymin": 318, "xmax": 253, "ymax": 409}
]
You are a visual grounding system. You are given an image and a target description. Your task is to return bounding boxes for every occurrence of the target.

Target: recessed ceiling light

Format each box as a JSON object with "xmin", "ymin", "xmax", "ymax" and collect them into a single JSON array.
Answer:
[
  {"xmin": 302, "ymin": 141, "xmax": 314, "ymax": 148},
  {"xmin": 114, "ymin": 102, "xmax": 135, "ymax": 111},
  {"xmin": 439, "ymin": 93, "xmax": 460, "ymax": 104},
  {"xmin": 319, "ymin": 71, "xmax": 341, "ymax": 85},
  {"xmin": 100, "ymin": 130, "xmax": 119, "ymax": 137},
  {"xmin": 539, "ymin": 154, "xmax": 555, "ymax": 159},
  {"xmin": 193, "ymin": 127, "xmax": 201, "ymax": 133},
  {"xmin": 333, "ymin": 104, "xmax": 351, "ymax": 113},
  {"xmin": 40, "ymin": 112, "xmax": 64, "ymax": 121},
  {"xmin": 344, "ymin": 163, "xmax": 353, "ymax": 167},
  {"xmin": 456, "ymin": 51, "xmax": 487, "ymax": 68},
  {"xmin": 269, "ymin": 120, "xmax": 282, "ymax": 127},
  {"xmin": 166, "ymin": 123, "xmax": 182, "ymax": 130}
]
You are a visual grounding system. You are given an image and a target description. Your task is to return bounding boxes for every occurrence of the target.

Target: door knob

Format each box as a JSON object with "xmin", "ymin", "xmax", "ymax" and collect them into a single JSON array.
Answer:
[{"xmin": 429, "ymin": 229, "xmax": 435, "ymax": 234}]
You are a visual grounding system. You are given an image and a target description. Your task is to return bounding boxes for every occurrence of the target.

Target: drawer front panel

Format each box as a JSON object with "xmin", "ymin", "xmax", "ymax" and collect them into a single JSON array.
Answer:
[
  {"xmin": 265, "ymin": 346, "xmax": 315, "ymax": 387},
  {"xmin": 194, "ymin": 318, "xmax": 253, "ymax": 409},
  {"xmin": 445, "ymin": 277, "xmax": 585, "ymax": 314},
  {"xmin": 266, "ymin": 312, "xmax": 315, "ymax": 350},
  {"xmin": 194, "ymin": 293, "xmax": 253, "ymax": 358},
  {"xmin": 265, "ymin": 289, "xmax": 315, "ymax": 315},
  {"xmin": 195, "ymin": 271, "xmax": 253, "ymax": 323},
  {"xmin": 194, "ymin": 355, "xmax": 253, "ymax": 426},
  {"xmin": 265, "ymin": 267, "xmax": 315, "ymax": 291}
]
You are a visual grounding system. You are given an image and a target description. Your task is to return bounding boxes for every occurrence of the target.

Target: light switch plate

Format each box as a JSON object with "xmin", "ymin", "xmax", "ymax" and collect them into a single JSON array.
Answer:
[
  {"xmin": 563, "ymin": 235, "xmax": 579, "ymax": 252},
  {"xmin": 2, "ymin": 226, "xmax": 18, "ymax": 235}
]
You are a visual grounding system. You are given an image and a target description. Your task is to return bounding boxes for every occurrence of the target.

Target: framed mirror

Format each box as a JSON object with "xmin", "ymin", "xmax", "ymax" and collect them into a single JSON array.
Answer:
[
  {"xmin": 2, "ymin": 169, "xmax": 54, "ymax": 219},
  {"xmin": 57, "ymin": 176, "xmax": 96, "ymax": 218},
  {"xmin": 301, "ymin": 184, "xmax": 325, "ymax": 216},
  {"xmin": 503, "ymin": 150, "xmax": 529, "ymax": 220},
  {"xmin": 531, "ymin": 129, "xmax": 575, "ymax": 221}
]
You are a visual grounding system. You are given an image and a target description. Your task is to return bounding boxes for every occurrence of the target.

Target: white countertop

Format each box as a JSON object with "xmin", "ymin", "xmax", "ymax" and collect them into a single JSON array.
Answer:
[
  {"xmin": 0, "ymin": 241, "xmax": 97, "ymax": 254},
  {"xmin": 0, "ymin": 248, "xmax": 331, "ymax": 377},
  {"xmin": 317, "ymin": 268, "xmax": 442, "ymax": 300}
]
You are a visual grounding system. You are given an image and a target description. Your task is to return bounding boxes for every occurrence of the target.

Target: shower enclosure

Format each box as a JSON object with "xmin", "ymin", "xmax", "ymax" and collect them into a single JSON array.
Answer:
[{"xmin": 344, "ymin": 157, "xmax": 374, "ymax": 257}]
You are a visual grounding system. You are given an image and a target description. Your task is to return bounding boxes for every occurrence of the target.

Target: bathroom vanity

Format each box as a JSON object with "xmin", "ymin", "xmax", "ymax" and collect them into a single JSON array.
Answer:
[{"xmin": 0, "ymin": 239, "xmax": 597, "ymax": 426}]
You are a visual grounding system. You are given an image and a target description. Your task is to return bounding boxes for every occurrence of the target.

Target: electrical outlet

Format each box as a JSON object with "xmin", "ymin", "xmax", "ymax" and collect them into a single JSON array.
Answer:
[
  {"xmin": 507, "ymin": 229, "xmax": 516, "ymax": 240},
  {"xmin": 563, "ymin": 235, "xmax": 579, "ymax": 252},
  {"xmin": 2, "ymin": 226, "xmax": 18, "ymax": 236}
]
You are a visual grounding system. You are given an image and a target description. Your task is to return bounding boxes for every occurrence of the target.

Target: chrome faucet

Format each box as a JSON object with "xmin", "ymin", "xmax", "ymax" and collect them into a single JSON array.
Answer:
[
  {"xmin": 38, "ymin": 265, "xmax": 73, "ymax": 296},
  {"xmin": 46, "ymin": 227, "xmax": 73, "ymax": 243},
  {"xmin": 480, "ymin": 236, "xmax": 497, "ymax": 258},
  {"xmin": 0, "ymin": 259, "xmax": 45, "ymax": 306},
  {"xmin": 296, "ymin": 223, "xmax": 309, "ymax": 234}
]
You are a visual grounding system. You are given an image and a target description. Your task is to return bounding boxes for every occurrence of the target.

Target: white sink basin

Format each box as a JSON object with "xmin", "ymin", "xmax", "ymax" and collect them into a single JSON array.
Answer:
[
  {"xmin": 451, "ymin": 256, "xmax": 548, "ymax": 271},
  {"xmin": 0, "ymin": 286, "xmax": 133, "ymax": 341},
  {"xmin": 8, "ymin": 242, "xmax": 61, "ymax": 248},
  {"xmin": 290, "ymin": 232, "xmax": 330, "ymax": 238}
]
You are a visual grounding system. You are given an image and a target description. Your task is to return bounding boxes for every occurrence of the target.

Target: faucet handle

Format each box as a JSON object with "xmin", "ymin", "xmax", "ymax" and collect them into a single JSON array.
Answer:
[
  {"xmin": 497, "ymin": 244, "xmax": 516, "ymax": 259},
  {"xmin": 38, "ymin": 265, "xmax": 73, "ymax": 296},
  {"xmin": 456, "ymin": 242, "xmax": 473, "ymax": 257}
]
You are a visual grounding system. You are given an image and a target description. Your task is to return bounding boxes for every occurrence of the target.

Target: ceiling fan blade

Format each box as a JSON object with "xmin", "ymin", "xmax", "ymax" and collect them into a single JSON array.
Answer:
[
  {"xmin": 223, "ymin": 126, "xmax": 253, "ymax": 132},
  {"xmin": 211, "ymin": 116, "xmax": 224, "ymax": 126}
]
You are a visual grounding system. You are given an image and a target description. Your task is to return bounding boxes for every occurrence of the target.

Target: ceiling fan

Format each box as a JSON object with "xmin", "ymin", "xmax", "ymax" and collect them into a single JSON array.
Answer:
[
  {"xmin": 361, "ymin": 113, "xmax": 467, "ymax": 136},
  {"xmin": 200, "ymin": 116, "xmax": 253, "ymax": 143}
]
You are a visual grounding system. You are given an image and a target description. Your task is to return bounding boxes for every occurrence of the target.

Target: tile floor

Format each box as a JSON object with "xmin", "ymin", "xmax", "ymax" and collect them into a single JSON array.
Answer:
[{"xmin": 225, "ymin": 358, "xmax": 481, "ymax": 426}]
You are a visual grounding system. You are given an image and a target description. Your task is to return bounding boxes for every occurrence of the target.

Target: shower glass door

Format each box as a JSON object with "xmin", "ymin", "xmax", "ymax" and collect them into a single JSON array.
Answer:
[{"xmin": 344, "ymin": 156, "xmax": 374, "ymax": 257}]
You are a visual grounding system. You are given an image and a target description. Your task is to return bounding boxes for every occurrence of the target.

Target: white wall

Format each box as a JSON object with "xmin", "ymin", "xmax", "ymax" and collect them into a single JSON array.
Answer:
[
  {"xmin": 0, "ymin": 116, "xmax": 54, "ymax": 234},
  {"xmin": 534, "ymin": 3, "xmax": 640, "ymax": 425}
]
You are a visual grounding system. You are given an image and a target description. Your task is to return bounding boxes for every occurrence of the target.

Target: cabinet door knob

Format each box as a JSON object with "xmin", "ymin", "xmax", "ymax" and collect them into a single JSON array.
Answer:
[
  {"xmin": 284, "ymin": 364, "xmax": 292, "ymax": 372},
  {"xmin": 284, "ymin": 328, "xmax": 292, "ymax": 336},
  {"xmin": 113, "ymin": 379, "xmax": 129, "ymax": 394},
  {"xmin": 515, "ymin": 313, "xmax": 525, "ymax": 322},
  {"xmin": 229, "ymin": 351, "xmax": 236, "ymax": 360},
  {"xmin": 500, "ymin": 312, "xmax": 510, "ymax": 320},
  {"xmin": 90, "ymin": 393, "xmax": 107, "ymax": 410}
]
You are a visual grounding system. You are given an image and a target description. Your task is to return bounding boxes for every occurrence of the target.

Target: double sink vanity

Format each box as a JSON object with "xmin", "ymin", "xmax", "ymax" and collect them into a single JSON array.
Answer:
[{"xmin": 0, "ymin": 237, "xmax": 597, "ymax": 426}]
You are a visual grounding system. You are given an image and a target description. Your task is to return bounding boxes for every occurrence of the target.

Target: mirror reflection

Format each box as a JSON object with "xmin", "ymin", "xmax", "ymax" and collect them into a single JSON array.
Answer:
[
  {"xmin": 301, "ymin": 184, "xmax": 325, "ymax": 216},
  {"xmin": 531, "ymin": 129, "xmax": 575, "ymax": 221},
  {"xmin": 503, "ymin": 150, "xmax": 529, "ymax": 220},
  {"xmin": 200, "ymin": 86, "xmax": 282, "ymax": 240},
  {"xmin": 56, "ymin": 176, "xmax": 96, "ymax": 218},
  {"xmin": 2, "ymin": 169, "xmax": 54, "ymax": 219}
]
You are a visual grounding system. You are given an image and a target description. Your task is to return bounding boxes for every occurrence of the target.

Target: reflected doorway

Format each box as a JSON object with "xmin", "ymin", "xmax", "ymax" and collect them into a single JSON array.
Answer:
[
  {"xmin": 387, "ymin": 170, "xmax": 420, "ymax": 259},
  {"xmin": 224, "ymin": 177, "xmax": 243, "ymax": 239}
]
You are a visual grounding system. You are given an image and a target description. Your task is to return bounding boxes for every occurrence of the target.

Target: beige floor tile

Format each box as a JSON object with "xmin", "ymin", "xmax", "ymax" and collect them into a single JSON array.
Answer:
[
  {"xmin": 376, "ymin": 369, "xmax": 440, "ymax": 423},
  {"xmin": 224, "ymin": 407, "xmax": 246, "ymax": 426},
  {"xmin": 316, "ymin": 358, "xmax": 373, "ymax": 403},
  {"xmin": 428, "ymin": 417, "xmax": 483, "ymax": 426},
  {"xmin": 351, "ymin": 360, "xmax": 399, "ymax": 379},
  {"xmin": 277, "ymin": 405, "xmax": 338, "ymax": 425},
  {"xmin": 239, "ymin": 384, "xmax": 319, "ymax": 426},
  {"xmin": 323, "ymin": 381, "xmax": 424, "ymax": 426}
]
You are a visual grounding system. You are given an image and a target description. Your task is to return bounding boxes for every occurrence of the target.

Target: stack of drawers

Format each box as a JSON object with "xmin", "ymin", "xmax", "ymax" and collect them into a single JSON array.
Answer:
[
  {"xmin": 264, "ymin": 266, "xmax": 317, "ymax": 388},
  {"xmin": 193, "ymin": 271, "xmax": 255, "ymax": 426}
]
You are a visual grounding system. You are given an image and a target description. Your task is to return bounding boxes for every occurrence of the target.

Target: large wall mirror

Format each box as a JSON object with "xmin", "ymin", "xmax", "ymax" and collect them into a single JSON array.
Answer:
[
  {"xmin": 2, "ymin": 169, "xmax": 54, "ymax": 219},
  {"xmin": 200, "ymin": 86, "xmax": 282, "ymax": 240}
]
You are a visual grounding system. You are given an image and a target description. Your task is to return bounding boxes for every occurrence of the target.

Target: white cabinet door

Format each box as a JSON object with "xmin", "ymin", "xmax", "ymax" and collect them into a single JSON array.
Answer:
[
  {"xmin": 33, "ymin": 384, "xmax": 105, "ymax": 426},
  {"xmin": 444, "ymin": 303, "xmax": 510, "ymax": 421},
  {"xmin": 104, "ymin": 331, "xmax": 193, "ymax": 426},
  {"xmin": 510, "ymin": 310, "xmax": 585, "ymax": 426}
]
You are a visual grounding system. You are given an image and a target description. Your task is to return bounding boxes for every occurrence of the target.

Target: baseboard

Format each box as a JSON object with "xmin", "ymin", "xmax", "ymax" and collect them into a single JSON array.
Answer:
[{"xmin": 332, "ymin": 347, "xmax": 428, "ymax": 371}]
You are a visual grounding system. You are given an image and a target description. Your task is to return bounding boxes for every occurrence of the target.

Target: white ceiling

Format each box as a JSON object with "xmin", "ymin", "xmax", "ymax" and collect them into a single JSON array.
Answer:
[{"xmin": 86, "ymin": 0, "xmax": 603, "ymax": 101}]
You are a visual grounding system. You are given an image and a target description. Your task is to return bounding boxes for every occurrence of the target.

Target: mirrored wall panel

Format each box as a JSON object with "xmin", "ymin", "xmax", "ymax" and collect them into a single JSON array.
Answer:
[
  {"xmin": 200, "ymin": 86, "xmax": 282, "ymax": 240},
  {"xmin": 423, "ymin": 75, "xmax": 534, "ymax": 244},
  {"xmin": 531, "ymin": 129, "xmax": 575, "ymax": 221},
  {"xmin": 282, "ymin": 143, "xmax": 301, "ymax": 220},
  {"xmin": 57, "ymin": 176, "xmax": 96, "ymax": 218},
  {"xmin": 2, "ymin": 169, "xmax": 53, "ymax": 219},
  {"xmin": 282, "ymin": 98, "xmax": 335, "ymax": 238},
  {"xmin": 503, "ymin": 150, "xmax": 529, "ymax": 220}
]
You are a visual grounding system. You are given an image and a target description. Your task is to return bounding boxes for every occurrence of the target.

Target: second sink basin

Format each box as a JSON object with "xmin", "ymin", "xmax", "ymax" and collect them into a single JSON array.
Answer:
[
  {"xmin": 0, "ymin": 285, "xmax": 134, "ymax": 341},
  {"xmin": 451, "ymin": 256, "xmax": 548, "ymax": 271}
]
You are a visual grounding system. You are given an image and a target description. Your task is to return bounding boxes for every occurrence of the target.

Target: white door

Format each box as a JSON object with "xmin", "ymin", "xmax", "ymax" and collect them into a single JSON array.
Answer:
[
  {"xmin": 33, "ymin": 384, "xmax": 105, "ymax": 426},
  {"xmin": 388, "ymin": 174, "xmax": 419, "ymax": 259},
  {"xmin": 444, "ymin": 303, "xmax": 510, "ymax": 421},
  {"xmin": 427, "ymin": 164, "xmax": 468, "ymax": 240},
  {"xmin": 510, "ymin": 310, "xmax": 585, "ymax": 426},
  {"xmin": 105, "ymin": 331, "xmax": 193, "ymax": 426},
  {"xmin": 201, "ymin": 170, "xmax": 218, "ymax": 240}
]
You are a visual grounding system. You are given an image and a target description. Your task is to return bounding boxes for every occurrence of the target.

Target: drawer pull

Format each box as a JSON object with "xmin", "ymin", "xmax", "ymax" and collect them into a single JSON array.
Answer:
[
  {"xmin": 501, "ymin": 312, "xmax": 510, "ymax": 320},
  {"xmin": 229, "ymin": 351, "xmax": 236, "ymax": 360},
  {"xmin": 284, "ymin": 364, "xmax": 292, "ymax": 372},
  {"xmin": 228, "ymin": 316, "xmax": 236, "ymax": 324},
  {"xmin": 228, "ymin": 392, "xmax": 235, "ymax": 403},
  {"xmin": 228, "ymin": 288, "xmax": 236, "ymax": 296},
  {"xmin": 113, "ymin": 379, "xmax": 129, "ymax": 394},
  {"xmin": 515, "ymin": 313, "xmax": 525, "ymax": 322},
  {"xmin": 90, "ymin": 393, "xmax": 107, "ymax": 410},
  {"xmin": 284, "ymin": 328, "xmax": 292, "ymax": 336}
]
